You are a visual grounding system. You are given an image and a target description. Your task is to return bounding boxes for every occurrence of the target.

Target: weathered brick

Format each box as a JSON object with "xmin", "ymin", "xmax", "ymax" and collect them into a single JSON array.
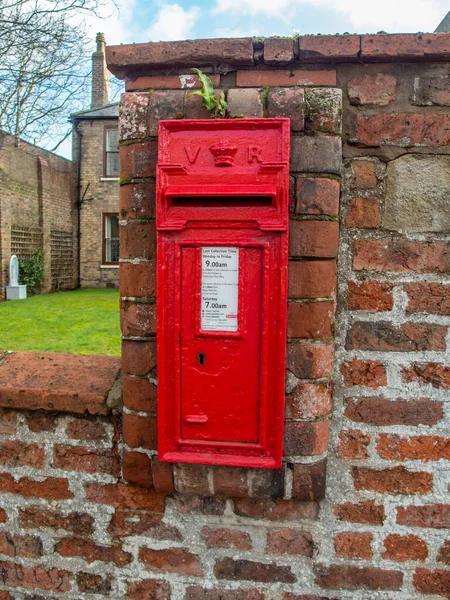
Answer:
[
  {"xmin": 0, "ymin": 410, "xmax": 16, "ymax": 435},
  {"xmin": 402, "ymin": 363, "xmax": 450, "ymax": 389},
  {"xmin": 382, "ymin": 534, "xmax": 428, "ymax": 562},
  {"xmin": 53, "ymin": 444, "xmax": 120, "ymax": 476},
  {"xmin": 55, "ymin": 537, "xmax": 132, "ymax": 566},
  {"xmin": 0, "ymin": 509, "xmax": 6, "ymax": 523},
  {"xmin": 26, "ymin": 414, "xmax": 57, "ymax": 433},
  {"xmin": 355, "ymin": 113, "xmax": 450, "ymax": 147},
  {"xmin": 186, "ymin": 588, "xmax": 264, "ymax": 600},
  {"xmin": 285, "ymin": 382, "xmax": 332, "ymax": 420},
  {"xmin": 412, "ymin": 76, "xmax": 450, "ymax": 106},
  {"xmin": 341, "ymin": 359, "xmax": 387, "ymax": 388},
  {"xmin": 214, "ymin": 466, "xmax": 249, "ymax": 498},
  {"xmin": 122, "ymin": 340, "xmax": 156, "ymax": 376},
  {"xmin": 123, "ymin": 413, "xmax": 157, "ymax": 449},
  {"xmin": 348, "ymin": 74, "xmax": 397, "ymax": 106},
  {"xmin": 300, "ymin": 34, "xmax": 360, "ymax": 62},
  {"xmin": 126, "ymin": 72, "xmax": 219, "ymax": 91},
  {"xmin": 85, "ymin": 482, "xmax": 166, "ymax": 511},
  {"xmin": 248, "ymin": 468, "xmax": 284, "ymax": 499},
  {"xmin": 360, "ymin": 33, "xmax": 450, "ymax": 61},
  {"xmin": 121, "ymin": 301, "xmax": 156, "ymax": 337},
  {"xmin": 353, "ymin": 238, "xmax": 450, "ymax": 273},
  {"xmin": 234, "ymin": 497, "xmax": 319, "ymax": 521},
  {"xmin": 127, "ymin": 579, "xmax": 171, "ymax": 600},
  {"xmin": 20, "ymin": 507, "xmax": 94, "ymax": 536},
  {"xmin": 346, "ymin": 321, "xmax": 447, "ymax": 352},
  {"xmin": 119, "ymin": 141, "xmax": 157, "ymax": 179},
  {"xmin": 265, "ymin": 528, "xmax": 313, "ymax": 556},
  {"xmin": 314, "ymin": 564, "xmax": 403, "ymax": 591},
  {"xmin": 347, "ymin": 281, "xmax": 392, "ymax": 311},
  {"xmin": 0, "ymin": 532, "xmax": 43, "ymax": 559},
  {"xmin": 291, "ymin": 136, "xmax": 342, "ymax": 174},
  {"xmin": 264, "ymin": 38, "xmax": 294, "ymax": 64},
  {"xmin": 438, "ymin": 541, "xmax": 450, "ymax": 565},
  {"xmin": 184, "ymin": 89, "xmax": 224, "ymax": 119},
  {"xmin": 237, "ymin": 70, "xmax": 336, "ymax": 87},
  {"xmin": 0, "ymin": 560, "xmax": 71, "ymax": 592},
  {"xmin": 173, "ymin": 494, "xmax": 226, "ymax": 516},
  {"xmin": 334, "ymin": 500, "xmax": 386, "ymax": 525},
  {"xmin": 289, "ymin": 221, "xmax": 339, "ymax": 258},
  {"xmin": 120, "ymin": 181, "xmax": 156, "ymax": 220},
  {"xmin": 148, "ymin": 90, "xmax": 185, "ymax": 135},
  {"xmin": 345, "ymin": 197, "xmax": 381, "ymax": 229},
  {"xmin": 295, "ymin": 178, "xmax": 340, "ymax": 215},
  {"xmin": 120, "ymin": 261, "xmax": 155, "ymax": 298},
  {"xmin": 397, "ymin": 504, "xmax": 450, "ymax": 529},
  {"xmin": 267, "ymin": 88, "xmax": 304, "ymax": 131},
  {"xmin": 123, "ymin": 451, "xmax": 153, "ymax": 487},
  {"xmin": 414, "ymin": 568, "xmax": 450, "ymax": 595},
  {"xmin": 378, "ymin": 434, "xmax": 450, "ymax": 461},
  {"xmin": 304, "ymin": 89, "xmax": 342, "ymax": 135},
  {"xmin": 140, "ymin": 547, "xmax": 203, "ymax": 576},
  {"xmin": 66, "ymin": 418, "xmax": 106, "ymax": 441},
  {"xmin": 284, "ymin": 420, "xmax": 329, "ymax": 456},
  {"xmin": 0, "ymin": 440, "xmax": 44, "ymax": 468},
  {"xmin": 77, "ymin": 572, "xmax": 112, "ymax": 595},
  {"xmin": 175, "ymin": 464, "xmax": 211, "ymax": 495},
  {"xmin": 337, "ymin": 429, "xmax": 370, "ymax": 459},
  {"xmin": 405, "ymin": 282, "xmax": 450, "ymax": 315},
  {"xmin": 109, "ymin": 510, "xmax": 180, "ymax": 541},
  {"xmin": 120, "ymin": 221, "xmax": 156, "ymax": 260},
  {"xmin": 350, "ymin": 160, "xmax": 377, "ymax": 189},
  {"xmin": 152, "ymin": 457, "xmax": 175, "ymax": 493},
  {"xmin": 0, "ymin": 473, "xmax": 73, "ymax": 500},
  {"xmin": 201, "ymin": 527, "xmax": 252, "ymax": 550},
  {"xmin": 345, "ymin": 397, "xmax": 443, "ymax": 426},
  {"xmin": 286, "ymin": 341, "xmax": 334, "ymax": 379},
  {"xmin": 227, "ymin": 89, "xmax": 263, "ymax": 118},
  {"xmin": 292, "ymin": 459, "xmax": 327, "ymax": 501},
  {"xmin": 353, "ymin": 466, "xmax": 432, "ymax": 495},
  {"xmin": 215, "ymin": 558, "xmax": 295, "ymax": 583},
  {"xmin": 287, "ymin": 301, "xmax": 334, "ymax": 339},
  {"xmin": 119, "ymin": 92, "xmax": 149, "ymax": 141},
  {"xmin": 334, "ymin": 532, "xmax": 373, "ymax": 559},
  {"xmin": 123, "ymin": 375, "xmax": 157, "ymax": 413}
]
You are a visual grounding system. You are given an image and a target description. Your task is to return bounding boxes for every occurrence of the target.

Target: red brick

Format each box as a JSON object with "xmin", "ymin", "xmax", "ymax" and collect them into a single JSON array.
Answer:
[
  {"xmin": 334, "ymin": 500, "xmax": 386, "ymax": 525},
  {"xmin": 55, "ymin": 537, "xmax": 132, "ymax": 566},
  {"xmin": 334, "ymin": 532, "xmax": 373, "ymax": 559},
  {"xmin": 289, "ymin": 221, "xmax": 339, "ymax": 258},
  {"xmin": 0, "ymin": 508, "xmax": 6, "ymax": 523},
  {"xmin": 353, "ymin": 238, "xmax": 450, "ymax": 273},
  {"xmin": 405, "ymin": 282, "xmax": 450, "ymax": 315},
  {"xmin": 77, "ymin": 572, "xmax": 112, "ymax": 595},
  {"xmin": 234, "ymin": 498, "xmax": 319, "ymax": 521},
  {"xmin": 227, "ymin": 89, "xmax": 263, "ymax": 118},
  {"xmin": 148, "ymin": 90, "xmax": 185, "ymax": 135},
  {"xmin": 292, "ymin": 459, "xmax": 327, "ymax": 501},
  {"xmin": 127, "ymin": 579, "xmax": 171, "ymax": 600},
  {"xmin": 26, "ymin": 414, "xmax": 57, "ymax": 432},
  {"xmin": 123, "ymin": 413, "xmax": 157, "ymax": 449},
  {"xmin": 337, "ymin": 429, "xmax": 370, "ymax": 459},
  {"xmin": 173, "ymin": 494, "xmax": 226, "ymax": 515},
  {"xmin": 414, "ymin": 568, "xmax": 450, "ymax": 595},
  {"xmin": 285, "ymin": 382, "xmax": 332, "ymax": 420},
  {"xmin": 382, "ymin": 534, "xmax": 428, "ymax": 562},
  {"xmin": 345, "ymin": 197, "xmax": 381, "ymax": 229},
  {"xmin": 355, "ymin": 113, "xmax": 450, "ymax": 147},
  {"xmin": 295, "ymin": 178, "xmax": 339, "ymax": 215},
  {"xmin": 289, "ymin": 261, "xmax": 336, "ymax": 301},
  {"xmin": 120, "ymin": 261, "xmax": 155, "ymax": 298},
  {"xmin": 412, "ymin": 76, "xmax": 450, "ymax": 107},
  {"xmin": 361, "ymin": 33, "xmax": 450, "ymax": 61},
  {"xmin": 397, "ymin": 504, "xmax": 450, "ymax": 529},
  {"xmin": 287, "ymin": 301, "xmax": 334, "ymax": 339},
  {"xmin": 353, "ymin": 466, "xmax": 432, "ymax": 495},
  {"xmin": 402, "ymin": 363, "xmax": 450, "ymax": 389},
  {"xmin": 348, "ymin": 74, "xmax": 397, "ymax": 106},
  {"xmin": 237, "ymin": 70, "xmax": 336, "ymax": 87},
  {"xmin": 265, "ymin": 529, "xmax": 313, "ymax": 556},
  {"xmin": 351, "ymin": 161, "xmax": 377, "ymax": 188},
  {"xmin": 345, "ymin": 397, "xmax": 443, "ymax": 426},
  {"xmin": 186, "ymin": 588, "xmax": 264, "ymax": 600},
  {"xmin": 314, "ymin": 564, "xmax": 403, "ymax": 591},
  {"xmin": 201, "ymin": 527, "xmax": 252, "ymax": 550},
  {"xmin": 123, "ymin": 451, "xmax": 153, "ymax": 487},
  {"xmin": 109, "ymin": 510, "xmax": 181, "ymax": 541},
  {"xmin": 120, "ymin": 181, "xmax": 156, "ymax": 220},
  {"xmin": 284, "ymin": 420, "xmax": 330, "ymax": 456},
  {"xmin": 215, "ymin": 558, "xmax": 295, "ymax": 583},
  {"xmin": 123, "ymin": 375, "xmax": 156, "ymax": 413},
  {"xmin": 0, "ymin": 410, "xmax": 16, "ymax": 434},
  {"xmin": 0, "ymin": 440, "xmax": 44, "ymax": 468},
  {"xmin": 286, "ymin": 341, "xmax": 334, "ymax": 379},
  {"xmin": 248, "ymin": 468, "xmax": 284, "ymax": 498},
  {"xmin": 341, "ymin": 359, "xmax": 387, "ymax": 388},
  {"xmin": 0, "ymin": 531, "xmax": 43, "ymax": 559},
  {"xmin": 300, "ymin": 35, "xmax": 360, "ymax": 62},
  {"xmin": 122, "ymin": 340, "xmax": 156, "ymax": 376},
  {"xmin": 0, "ymin": 473, "xmax": 72, "ymax": 500},
  {"xmin": 0, "ymin": 593, "xmax": 12, "ymax": 600},
  {"xmin": 119, "ymin": 92, "xmax": 149, "ymax": 141},
  {"xmin": 264, "ymin": 38, "xmax": 294, "ymax": 64},
  {"xmin": 125, "ymin": 72, "xmax": 220, "ymax": 91},
  {"xmin": 53, "ymin": 445, "xmax": 120, "ymax": 476},
  {"xmin": 65, "ymin": 418, "xmax": 106, "ymax": 441},
  {"xmin": 438, "ymin": 541, "xmax": 450, "ymax": 565},
  {"xmin": 19, "ymin": 507, "xmax": 94, "ymax": 535},
  {"xmin": 267, "ymin": 88, "xmax": 304, "ymax": 131},
  {"xmin": 283, "ymin": 595, "xmax": 339, "ymax": 600},
  {"xmin": 120, "ymin": 141, "xmax": 157, "ymax": 179},
  {"xmin": 140, "ymin": 547, "xmax": 203, "ymax": 577},
  {"xmin": 121, "ymin": 301, "xmax": 156, "ymax": 337},
  {"xmin": 348, "ymin": 281, "xmax": 392, "ymax": 311},
  {"xmin": 346, "ymin": 321, "xmax": 447, "ymax": 352},
  {"xmin": 378, "ymin": 434, "xmax": 450, "ymax": 461},
  {"xmin": 175, "ymin": 464, "xmax": 211, "ymax": 495},
  {"xmin": 184, "ymin": 88, "xmax": 224, "ymax": 119},
  {"xmin": 0, "ymin": 560, "xmax": 71, "ymax": 592},
  {"xmin": 214, "ymin": 466, "xmax": 249, "ymax": 498},
  {"xmin": 120, "ymin": 221, "xmax": 156, "ymax": 260},
  {"xmin": 85, "ymin": 482, "xmax": 166, "ymax": 511},
  {"xmin": 152, "ymin": 457, "xmax": 175, "ymax": 493}
]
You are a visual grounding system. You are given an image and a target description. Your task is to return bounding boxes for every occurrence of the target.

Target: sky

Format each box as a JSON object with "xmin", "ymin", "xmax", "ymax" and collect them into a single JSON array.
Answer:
[{"xmin": 56, "ymin": 0, "xmax": 448, "ymax": 158}]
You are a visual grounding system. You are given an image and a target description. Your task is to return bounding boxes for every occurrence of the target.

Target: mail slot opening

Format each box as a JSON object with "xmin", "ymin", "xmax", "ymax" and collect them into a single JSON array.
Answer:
[{"xmin": 170, "ymin": 196, "xmax": 273, "ymax": 207}]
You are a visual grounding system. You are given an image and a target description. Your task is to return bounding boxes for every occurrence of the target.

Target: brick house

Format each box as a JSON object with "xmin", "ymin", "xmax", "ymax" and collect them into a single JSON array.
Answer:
[{"xmin": 71, "ymin": 33, "xmax": 120, "ymax": 289}]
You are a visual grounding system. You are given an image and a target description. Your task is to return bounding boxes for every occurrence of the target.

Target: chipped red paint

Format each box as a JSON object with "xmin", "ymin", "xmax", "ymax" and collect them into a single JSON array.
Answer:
[{"xmin": 156, "ymin": 119, "xmax": 290, "ymax": 468}]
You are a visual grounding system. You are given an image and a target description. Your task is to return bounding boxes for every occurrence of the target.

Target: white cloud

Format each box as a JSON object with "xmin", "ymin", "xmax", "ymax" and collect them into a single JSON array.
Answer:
[
  {"xmin": 213, "ymin": 0, "xmax": 448, "ymax": 33},
  {"xmin": 145, "ymin": 3, "xmax": 201, "ymax": 41}
]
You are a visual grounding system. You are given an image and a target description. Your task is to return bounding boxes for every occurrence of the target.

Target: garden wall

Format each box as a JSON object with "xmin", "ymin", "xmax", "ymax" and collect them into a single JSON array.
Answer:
[{"xmin": 0, "ymin": 33, "xmax": 449, "ymax": 599}]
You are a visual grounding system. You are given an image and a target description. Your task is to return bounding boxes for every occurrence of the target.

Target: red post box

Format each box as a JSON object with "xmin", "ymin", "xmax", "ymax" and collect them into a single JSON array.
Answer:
[{"xmin": 157, "ymin": 119, "xmax": 290, "ymax": 468}]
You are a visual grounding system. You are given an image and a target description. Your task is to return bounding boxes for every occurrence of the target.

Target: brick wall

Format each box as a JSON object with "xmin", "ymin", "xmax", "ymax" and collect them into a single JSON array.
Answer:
[{"xmin": 0, "ymin": 33, "xmax": 449, "ymax": 599}]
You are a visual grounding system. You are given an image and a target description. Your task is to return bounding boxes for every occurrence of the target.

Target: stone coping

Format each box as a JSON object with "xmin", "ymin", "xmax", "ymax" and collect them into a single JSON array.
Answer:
[
  {"xmin": 0, "ymin": 351, "xmax": 121, "ymax": 415},
  {"xmin": 107, "ymin": 34, "xmax": 450, "ymax": 78}
]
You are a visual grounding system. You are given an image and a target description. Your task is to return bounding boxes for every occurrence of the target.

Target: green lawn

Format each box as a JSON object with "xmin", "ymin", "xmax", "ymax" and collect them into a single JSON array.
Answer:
[{"xmin": 0, "ymin": 289, "xmax": 120, "ymax": 356}]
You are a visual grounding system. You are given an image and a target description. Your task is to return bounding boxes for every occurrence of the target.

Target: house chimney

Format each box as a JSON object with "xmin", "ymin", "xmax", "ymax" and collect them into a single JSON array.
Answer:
[{"xmin": 91, "ymin": 32, "xmax": 110, "ymax": 108}]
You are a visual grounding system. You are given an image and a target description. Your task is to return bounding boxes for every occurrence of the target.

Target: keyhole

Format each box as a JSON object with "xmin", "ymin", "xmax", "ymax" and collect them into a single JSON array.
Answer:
[{"xmin": 197, "ymin": 352, "xmax": 205, "ymax": 366}]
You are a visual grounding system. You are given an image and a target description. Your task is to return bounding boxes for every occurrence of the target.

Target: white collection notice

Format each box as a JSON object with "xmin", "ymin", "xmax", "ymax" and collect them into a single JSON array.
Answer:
[{"xmin": 201, "ymin": 247, "xmax": 239, "ymax": 332}]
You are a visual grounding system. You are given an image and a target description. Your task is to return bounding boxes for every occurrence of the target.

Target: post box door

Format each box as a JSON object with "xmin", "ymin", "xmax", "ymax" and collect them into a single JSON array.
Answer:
[{"xmin": 180, "ymin": 245, "xmax": 264, "ymax": 444}]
